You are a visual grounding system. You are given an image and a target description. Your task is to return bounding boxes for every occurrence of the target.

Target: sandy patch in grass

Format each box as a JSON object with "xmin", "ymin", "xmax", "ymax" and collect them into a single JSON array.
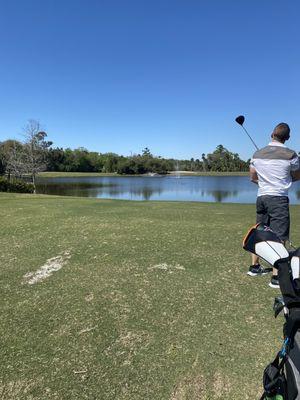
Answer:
[
  {"xmin": 85, "ymin": 293, "xmax": 94, "ymax": 302},
  {"xmin": 117, "ymin": 331, "xmax": 150, "ymax": 347},
  {"xmin": 23, "ymin": 251, "xmax": 71, "ymax": 285},
  {"xmin": 149, "ymin": 263, "xmax": 185, "ymax": 271},
  {"xmin": 107, "ymin": 330, "xmax": 150, "ymax": 352},
  {"xmin": 78, "ymin": 326, "xmax": 97, "ymax": 335},
  {"xmin": 170, "ymin": 374, "xmax": 206, "ymax": 400},
  {"xmin": 0, "ymin": 379, "xmax": 38, "ymax": 399},
  {"xmin": 104, "ymin": 330, "xmax": 151, "ymax": 366},
  {"xmin": 170, "ymin": 372, "xmax": 231, "ymax": 399},
  {"xmin": 212, "ymin": 372, "xmax": 231, "ymax": 397}
]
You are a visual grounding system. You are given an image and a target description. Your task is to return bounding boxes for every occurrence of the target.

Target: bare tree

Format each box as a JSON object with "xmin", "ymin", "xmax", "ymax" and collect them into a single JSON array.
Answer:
[{"xmin": 23, "ymin": 120, "xmax": 52, "ymax": 192}]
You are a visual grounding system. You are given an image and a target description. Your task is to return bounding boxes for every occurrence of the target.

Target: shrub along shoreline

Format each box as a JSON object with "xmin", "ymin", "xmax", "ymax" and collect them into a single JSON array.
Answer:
[{"xmin": 0, "ymin": 176, "xmax": 34, "ymax": 193}]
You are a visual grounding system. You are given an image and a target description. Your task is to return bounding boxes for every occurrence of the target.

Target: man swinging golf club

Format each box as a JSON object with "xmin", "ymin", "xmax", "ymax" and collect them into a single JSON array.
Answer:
[
  {"xmin": 248, "ymin": 122, "xmax": 300, "ymax": 287},
  {"xmin": 236, "ymin": 116, "xmax": 300, "ymax": 288}
]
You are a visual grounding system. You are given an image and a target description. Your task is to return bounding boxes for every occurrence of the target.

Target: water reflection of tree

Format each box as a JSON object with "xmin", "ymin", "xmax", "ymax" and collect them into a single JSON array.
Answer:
[
  {"xmin": 36, "ymin": 182, "xmax": 116, "ymax": 197},
  {"xmin": 107, "ymin": 186, "xmax": 162, "ymax": 200},
  {"xmin": 133, "ymin": 187, "xmax": 162, "ymax": 200},
  {"xmin": 205, "ymin": 190, "xmax": 238, "ymax": 202}
]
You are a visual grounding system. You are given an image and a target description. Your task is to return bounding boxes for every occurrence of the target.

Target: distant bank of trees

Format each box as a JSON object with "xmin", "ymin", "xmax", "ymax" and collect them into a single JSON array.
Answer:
[{"xmin": 0, "ymin": 121, "xmax": 251, "ymax": 186}]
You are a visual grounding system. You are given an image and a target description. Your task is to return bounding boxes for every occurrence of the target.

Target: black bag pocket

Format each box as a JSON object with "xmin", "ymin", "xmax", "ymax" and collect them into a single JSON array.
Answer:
[{"xmin": 263, "ymin": 354, "xmax": 287, "ymax": 397}]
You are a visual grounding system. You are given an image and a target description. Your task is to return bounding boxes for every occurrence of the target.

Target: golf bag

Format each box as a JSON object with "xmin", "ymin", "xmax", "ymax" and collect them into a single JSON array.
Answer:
[{"xmin": 243, "ymin": 224, "xmax": 300, "ymax": 399}]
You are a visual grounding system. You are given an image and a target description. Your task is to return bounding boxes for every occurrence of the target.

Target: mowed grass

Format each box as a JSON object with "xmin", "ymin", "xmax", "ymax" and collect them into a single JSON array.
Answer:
[{"xmin": 1, "ymin": 193, "xmax": 299, "ymax": 399}]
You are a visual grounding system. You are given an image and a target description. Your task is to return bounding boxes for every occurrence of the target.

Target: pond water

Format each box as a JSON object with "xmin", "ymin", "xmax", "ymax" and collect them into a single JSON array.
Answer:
[{"xmin": 36, "ymin": 175, "xmax": 300, "ymax": 204}]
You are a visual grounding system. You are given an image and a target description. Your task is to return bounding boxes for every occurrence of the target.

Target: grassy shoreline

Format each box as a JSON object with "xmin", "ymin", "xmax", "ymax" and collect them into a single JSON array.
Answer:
[
  {"xmin": 1, "ymin": 193, "xmax": 297, "ymax": 399},
  {"xmin": 39, "ymin": 171, "xmax": 249, "ymax": 178}
]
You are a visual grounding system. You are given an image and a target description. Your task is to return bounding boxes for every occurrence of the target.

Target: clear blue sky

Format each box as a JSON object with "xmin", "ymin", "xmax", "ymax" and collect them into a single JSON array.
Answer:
[{"xmin": 0, "ymin": 0, "xmax": 299, "ymax": 160}]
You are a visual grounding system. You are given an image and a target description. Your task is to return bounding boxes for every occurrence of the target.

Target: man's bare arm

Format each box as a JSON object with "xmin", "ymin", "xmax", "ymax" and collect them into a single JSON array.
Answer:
[{"xmin": 250, "ymin": 167, "xmax": 258, "ymax": 184}]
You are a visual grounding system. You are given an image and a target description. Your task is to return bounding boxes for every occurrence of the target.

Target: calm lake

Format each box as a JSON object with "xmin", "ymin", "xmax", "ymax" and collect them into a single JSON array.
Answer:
[{"xmin": 36, "ymin": 175, "xmax": 300, "ymax": 204}]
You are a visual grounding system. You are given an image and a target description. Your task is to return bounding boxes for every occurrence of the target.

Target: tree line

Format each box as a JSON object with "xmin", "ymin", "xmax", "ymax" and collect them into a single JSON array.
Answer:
[{"xmin": 0, "ymin": 120, "xmax": 250, "ymax": 189}]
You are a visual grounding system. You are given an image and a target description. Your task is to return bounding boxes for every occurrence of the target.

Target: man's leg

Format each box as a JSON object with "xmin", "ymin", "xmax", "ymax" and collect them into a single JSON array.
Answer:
[
  {"xmin": 252, "ymin": 253, "xmax": 260, "ymax": 266},
  {"xmin": 248, "ymin": 196, "xmax": 270, "ymax": 276},
  {"xmin": 268, "ymin": 196, "xmax": 290, "ymax": 287}
]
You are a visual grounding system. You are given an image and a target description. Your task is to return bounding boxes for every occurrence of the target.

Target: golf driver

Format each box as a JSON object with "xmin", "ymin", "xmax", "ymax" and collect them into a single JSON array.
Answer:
[{"xmin": 235, "ymin": 115, "xmax": 259, "ymax": 151}]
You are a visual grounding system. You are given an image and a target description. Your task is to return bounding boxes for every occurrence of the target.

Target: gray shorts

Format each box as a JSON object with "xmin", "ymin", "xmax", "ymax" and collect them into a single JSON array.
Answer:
[{"xmin": 256, "ymin": 195, "xmax": 290, "ymax": 241}]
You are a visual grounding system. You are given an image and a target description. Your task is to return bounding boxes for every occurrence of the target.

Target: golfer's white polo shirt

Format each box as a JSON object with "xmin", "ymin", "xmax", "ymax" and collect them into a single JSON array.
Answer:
[{"xmin": 250, "ymin": 141, "xmax": 300, "ymax": 197}]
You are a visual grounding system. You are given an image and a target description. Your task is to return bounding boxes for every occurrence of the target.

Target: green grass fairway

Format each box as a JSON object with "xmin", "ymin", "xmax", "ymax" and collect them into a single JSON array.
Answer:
[{"xmin": 1, "ymin": 194, "xmax": 299, "ymax": 399}]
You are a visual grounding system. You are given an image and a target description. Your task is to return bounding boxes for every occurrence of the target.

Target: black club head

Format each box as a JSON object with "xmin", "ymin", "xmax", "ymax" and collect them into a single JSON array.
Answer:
[{"xmin": 235, "ymin": 115, "xmax": 245, "ymax": 126}]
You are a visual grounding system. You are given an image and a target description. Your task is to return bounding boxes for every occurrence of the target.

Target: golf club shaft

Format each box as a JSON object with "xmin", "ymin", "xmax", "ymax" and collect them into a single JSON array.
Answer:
[{"xmin": 241, "ymin": 125, "xmax": 259, "ymax": 151}]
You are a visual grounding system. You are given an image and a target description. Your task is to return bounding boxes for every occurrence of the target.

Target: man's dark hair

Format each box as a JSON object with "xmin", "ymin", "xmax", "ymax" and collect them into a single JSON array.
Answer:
[{"xmin": 272, "ymin": 123, "xmax": 290, "ymax": 142}]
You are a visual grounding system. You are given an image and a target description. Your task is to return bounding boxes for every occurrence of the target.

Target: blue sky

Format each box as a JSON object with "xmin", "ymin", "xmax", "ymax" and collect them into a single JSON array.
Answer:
[{"xmin": 0, "ymin": 0, "xmax": 299, "ymax": 160}]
